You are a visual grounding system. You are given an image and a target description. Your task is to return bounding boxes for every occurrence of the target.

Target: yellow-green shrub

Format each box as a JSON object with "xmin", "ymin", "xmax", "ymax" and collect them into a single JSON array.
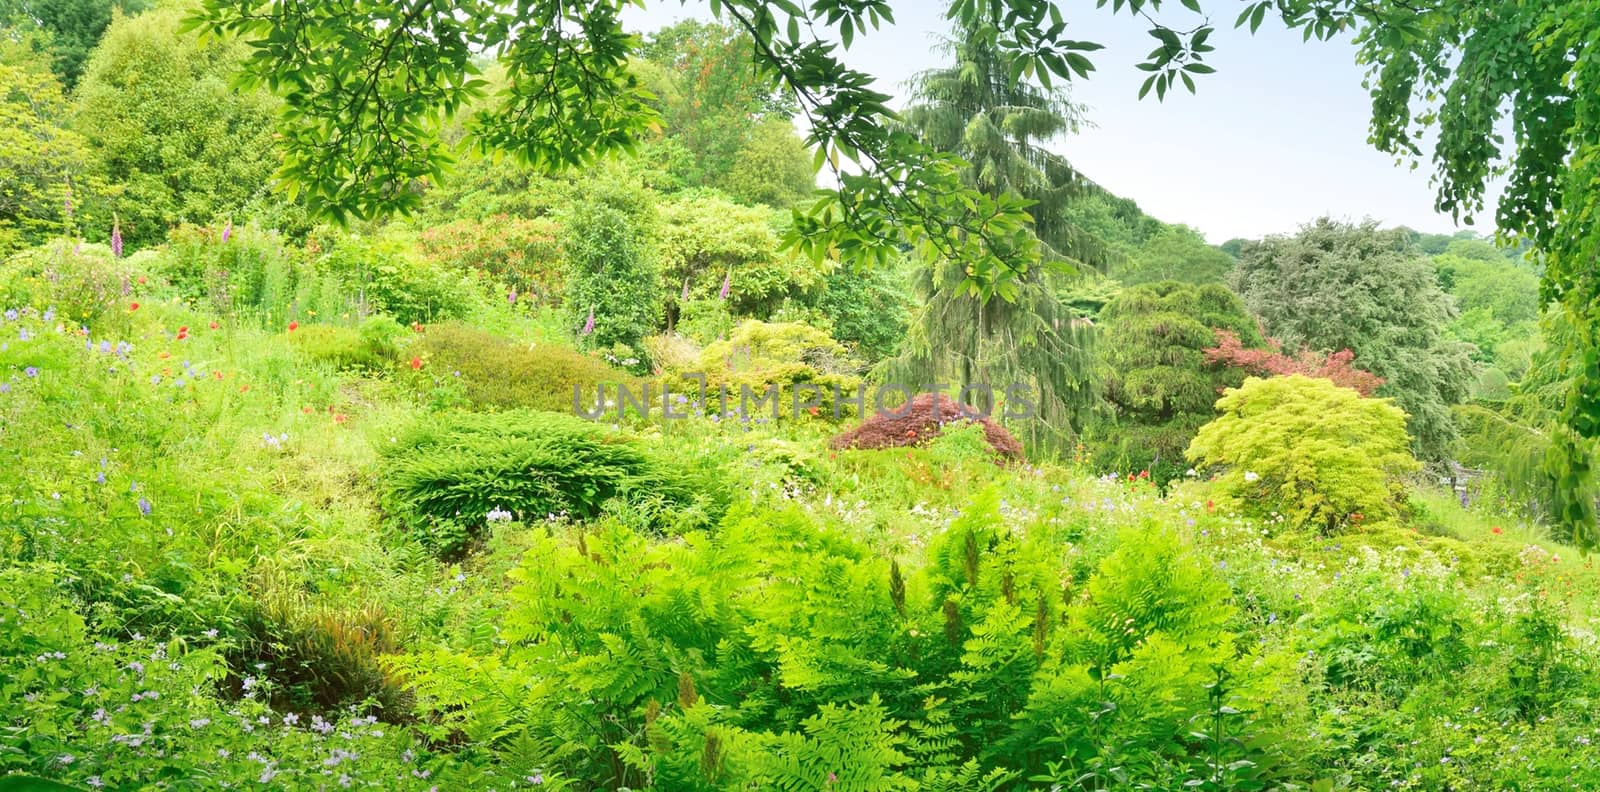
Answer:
[
  {"xmin": 681, "ymin": 320, "xmax": 861, "ymax": 420},
  {"xmin": 1187, "ymin": 375, "xmax": 1419, "ymax": 532},
  {"xmin": 409, "ymin": 322, "xmax": 636, "ymax": 412}
]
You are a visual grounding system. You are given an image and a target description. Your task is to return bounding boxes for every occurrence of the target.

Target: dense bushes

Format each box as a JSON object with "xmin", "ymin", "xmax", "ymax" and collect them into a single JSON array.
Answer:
[
  {"xmin": 1187, "ymin": 375, "xmax": 1419, "ymax": 532},
  {"xmin": 0, "ymin": 240, "xmax": 146, "ymax": 329},
  {"xmin": 311, "ymin": 229, "xmax": 480, "ymax": 325},
  {"xmin": 684, "ymin": 320, "xmax": 862, "ymax": 419},
  {"xmin": 416, "ymin": 215, "xmax": 563, "ymax": 304},
  {"xmin": 377, "ymin": 410, "xmax": 718, "ymax": 557}
]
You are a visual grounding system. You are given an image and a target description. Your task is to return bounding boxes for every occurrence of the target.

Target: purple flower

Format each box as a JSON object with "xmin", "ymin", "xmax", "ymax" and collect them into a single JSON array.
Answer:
[
  {"xmin": 24, "ymin": 367, "xmax": 38, "ymax": 378},
  {"xmin": 42, "ymin": 307, "xmax": 54, "ymax": 322},
  {"xmin": 719, "ymin": 271, "xmax": 731, "ymax": 300},
  {"xmin": 221, "ymin": 220, "xmax": 232, "ymax": 243},
  {"xmin": 137, "ymin": 497, "xmax": 151, "ymax": 516},
  {"xmin": 581, "ymin": 308, "xmax": 595, "ymax": 336},
  {"xmin": 508, "ymin": 286, "xmax": 517, "ymax": 305},
  {"xmin": 0, "ymin": 383, "xmax": 9, "ymax": 394},
  {"xmin": 111, "ymin": 219, "xmax": 123, "ymax": 258},
  {"xmin": 2, "ymin": 309, "xmax": 15, "ymax": 321}
]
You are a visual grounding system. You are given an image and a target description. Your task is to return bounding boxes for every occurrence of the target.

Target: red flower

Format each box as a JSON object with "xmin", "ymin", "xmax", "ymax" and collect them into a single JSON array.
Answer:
[
  {"xmin": 411, "ymin": 322, "xmax": 424, "ymax": 333},
  {"xmin": 287, "ymin": 320, "xmax": 299, "ymax": 332},
  {"xmin": 209, "ymin": 321, "xmax": 219, "ymax": 330},
  {"xmin": 239, "ymin": 385, "xmax": 250, "ymax": 393},
  {"xmin": 302, "ymin": 407, "xmax": 313, "ymax": 414},
  {"xmin": 129, "ymin": 302, "xmax": 140, "ymax": 312},
  {"xmin": 1205, "ymin": 500, "xmax": 1214, "ymax": 512},
  {"xmin": 333, "ymin": 414, "xmax": 347, "ymax": 424},
  {"xmin": 213, "ymin": 371, "xmax": 223, "ymax": 380},
  {"xmin": 1491, "ymin": 526, "xmax": 1503, "ymax": 535},
  {"xmin": 137, "ymin": 276, "xmax": 146, "ymax": 285},
  {"xmin": 410, "ymin": 357, "xmax": 423, "ymax": 370}
]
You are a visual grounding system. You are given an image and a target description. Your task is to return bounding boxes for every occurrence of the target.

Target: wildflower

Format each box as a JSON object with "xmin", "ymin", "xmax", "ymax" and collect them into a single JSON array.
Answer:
[
  {"xmin": 508, "ymin": 286, "xmax": 517, "ymax": 305},
  {"xmin": 287, "ymin": 320, "xmax": 299, "ymax": 332},
  {"xmin": 43, "ymin": 307, "xmax": 54, "ymax": 322},
  {"xmin": 111, "ymin": 218, "xmax": 123, "ymax": 258},
  {"xmin": 333, "ymin": 413, "xmax": 347, "ymax": 424},
  {"xmin": 719, "ymin": 271, "xmax": 732, "ymax": 299},
  {"xmin": 529, "ymin": 773, "xmax": 544, "ymax": 785},
  {"xmin": 410, "ymin": 356, "xmax": 422, "ymax": 371},
  {"xmin": 1492, "ymin": 526, "xmax": 1503, "ymax": 535},
  {"xmin": 1, "ymin": 310, "xmax": 13, "ymax": 321},
  {"xmin": 1243, "ymin": 470, "xmax": 1260, "ymax": 482},
  {"xmin": 581, "ymin": 307, "xmax": 595, "ymax": 335},
  {"xmin": 486, "ymin": 507, "xmax": 514, "ymax": 522},
  {"xmin": 150, "ymin": 374, "xmax": 161, "ymax": 385},
  {"xmin": 221, "ymin": 220, "xmax": 232, "ymax": 243},
  {"xmin": 137, "ymin": 497, "xmax": 151, "ymax": 516},
  {"xmin": 129, "ymin": 302, "xmax": 139, "ymax": 312},
  {"xmin": 282, "ymin": 712, "xmax": 299, "ymax": 726},
  {"xmin": 24, "ymin": 367, "xmax": 37, "ymax": 378}
]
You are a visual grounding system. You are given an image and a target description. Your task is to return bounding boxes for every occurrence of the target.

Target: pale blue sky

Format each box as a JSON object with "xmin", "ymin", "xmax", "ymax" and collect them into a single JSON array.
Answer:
[{"xmin": 623, "ymin": 1, "xmax": 1498, "ymax": 243}]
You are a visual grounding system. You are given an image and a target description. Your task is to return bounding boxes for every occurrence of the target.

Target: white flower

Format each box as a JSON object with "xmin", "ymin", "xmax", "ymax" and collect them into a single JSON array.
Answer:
[{"xmin": 1243, "ymin": 470, "xmax": 1260, "ymax": 482}]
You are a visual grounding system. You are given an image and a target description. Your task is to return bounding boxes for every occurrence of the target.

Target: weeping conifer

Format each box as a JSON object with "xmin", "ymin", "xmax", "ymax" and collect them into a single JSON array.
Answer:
[{"xmin": 889, "ymin": 11, "xmax": 1109, "ymax": 453}]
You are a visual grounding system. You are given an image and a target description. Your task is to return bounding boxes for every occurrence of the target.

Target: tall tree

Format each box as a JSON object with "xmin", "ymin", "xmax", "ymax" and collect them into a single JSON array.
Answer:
[
  {"xmin": 1092, "ymin": 281, "xmax": 1263, "ymax": 484},
  {"xmin": 0, "ymin": 0, "xmax": 147, "ymax": 87},
  {"xmin": 889, "ymin": 14, "xmax": 1106, "ymax": 452},
  {"xmin": 1231, "ymin": 218, "xmax": 1477, "ymax": 462},
  {"xmin": 73, "ymin": 4, "xmax": 280, "ymax": 246}
]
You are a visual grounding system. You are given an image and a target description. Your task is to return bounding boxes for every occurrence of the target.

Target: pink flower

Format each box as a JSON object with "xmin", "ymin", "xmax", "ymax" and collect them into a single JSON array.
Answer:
[
  {"xmin": 680, "ymin": 279, "xmax": 691, "ymax": 301},
  {"xmin": 581, "ymin": 308, "xmax": 595, "ymax": 336},
  {"xmin": 719, "ymin": 271, "xmax": 731, "ymax": 300},
  {"xmin": 111, "ymin": 218, "xmax": 123, "ymax": 258},
  {"xmin": 221, "ymin": 220, "xmax": 232, "ymax": 243}
]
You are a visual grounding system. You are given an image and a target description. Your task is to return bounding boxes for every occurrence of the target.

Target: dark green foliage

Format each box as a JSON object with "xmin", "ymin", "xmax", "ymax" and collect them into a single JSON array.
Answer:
[
  {"xmin": 377, "ymin": 410, "xmax": 716, "ymax": 557},
  {"xmin": 1232, "ymin": 218, "xmax": 1476, "ymax": 461},
  {"xmin": 1092, "ymin": 281, "xmax": 1262, "ymax": 483},
  {"xmin": 408, "ymin": 322, "xmax": 637, "ymax": 413},
  {"xmin": 813, "ymin": 261, "xmax": 912, "ymax": 362}
]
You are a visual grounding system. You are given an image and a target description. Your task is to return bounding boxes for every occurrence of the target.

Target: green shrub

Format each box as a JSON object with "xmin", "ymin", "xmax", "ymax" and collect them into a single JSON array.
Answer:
[
  {"xmin": 407, "ymin": 322, "xmax": 636, "ymax": 412},
  {"xmin": 311, "ymin": 227, "xmax": 481, "ymax": 324},
  {"xmin": 563, "ymin": 199, "xmax": 660, "ymax": 366},
  {"xmin": 1187, "ymin": 375, "xmax": 1420, "ymax": 532},
  {"xmin": 159, "ymin": 223, "xmax": 349, "ymax": 326},
  {"xmin": 0, "ymin": 240, "xmax": 146, "ymax": 329},
  {"xmin": 229, "ymin": 580, "xmax": 409, "ymax": 719},
  {"xmin": 377, "ymin": 410, "xmax": 719, "ymax": 557},
  {"xmin": 682, "ymin": 319, "xmax": 862, "ymax": 420}
]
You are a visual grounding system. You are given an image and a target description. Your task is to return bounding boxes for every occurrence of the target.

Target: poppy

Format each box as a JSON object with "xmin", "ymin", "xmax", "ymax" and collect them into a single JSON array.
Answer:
[
  {"xmin": 410, "ymin": 357, "xmax": 422, "ymax": 371},
  {"xmin": 287, "ymin": 321, "xmax": 299, "ymax": 332},
  {"xmin": 129, "ymin": 302, "xmax": 140, "ymax": 312}
]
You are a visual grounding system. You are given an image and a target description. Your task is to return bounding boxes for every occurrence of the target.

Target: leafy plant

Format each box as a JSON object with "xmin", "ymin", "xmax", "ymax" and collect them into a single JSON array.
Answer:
[{"xmin": 1187, "ymin": 374, "xmax": 1420, "ymax": 532}]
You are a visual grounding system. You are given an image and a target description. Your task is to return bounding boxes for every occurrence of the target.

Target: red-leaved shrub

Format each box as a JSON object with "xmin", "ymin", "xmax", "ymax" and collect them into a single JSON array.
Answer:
[
  {"xmin": 828, "ymin": 393, "xmax": 1024, "ymax": 460},
  {"xmin": 1205, "ymin": 329, "xmax": 1385, "ymax": 396}
]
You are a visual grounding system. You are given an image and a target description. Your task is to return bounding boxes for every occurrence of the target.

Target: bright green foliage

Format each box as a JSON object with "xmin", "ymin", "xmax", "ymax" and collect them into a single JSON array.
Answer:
[
  {"xmin": 656, "ymin": 193, "xmax": 823, "ymax": 323},
  {"xmin": 407, "ymin": 322, "xmax": 637, "ymax": 413},
  {"xmin": 1231, "ymin": 218, "xmax": 1476, "ymax": 461},
  {"xmin": 389, "ymin": 492, "xmax": 1302, "ymax": 789},
  {"xmin": 1092, "ymin": 281, "xmax": 1263, "ymax": 483},
  {"xmin": 0, "ymin": 239, "xmax": 143, "ymax": 329},
  {"xmin": 378, "ymin": 410, "xmax": 720, "ymax": 558},
  {"xmin": 72, "ymin": 4, "xmax": 280, "ymax": 247},
  {"xmin": 638, "ymin": 21, "xmax": 806, "ymax": 200},
  {"xmin": 718, "ymin": 117, "xmax": 816, "ymax": 208},
  {"xmin": 158, "ymin": 223, "xmax": 350, "ymax": 327},
  {"xmin": 1188, "ymin": 375, "xmax": 1420, "ymax": 532},
  {"xmin": 685, "ymin": 320, "xmax": 861, "ymax": 419},
  {"xmin": 286, "ymin": 319, "xmax": 400, "ymax": 371},
  {"xmin": 0, "ymin": 60, "xmax": 102, "ymax": 253},
  {"xmin": 309, "ymin": 227, "xmax": 481, "ymax": 326},
  {"xmin": 0, "ymin": 0, "xmax": 148, "ymax": 87},
  {"xmin": 563, "ymin": 198, "xmax": 660, "ymax": 364},
  {"xmin": 1112, "ymin": 224, "xmax": 1235, "ymax": 286}
]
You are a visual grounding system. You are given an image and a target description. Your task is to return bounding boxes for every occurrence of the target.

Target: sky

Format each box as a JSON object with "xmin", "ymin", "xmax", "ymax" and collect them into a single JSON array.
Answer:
[{"xmin": 622, "ymin": 0, "xmax": 1498, "ymax": 244}]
